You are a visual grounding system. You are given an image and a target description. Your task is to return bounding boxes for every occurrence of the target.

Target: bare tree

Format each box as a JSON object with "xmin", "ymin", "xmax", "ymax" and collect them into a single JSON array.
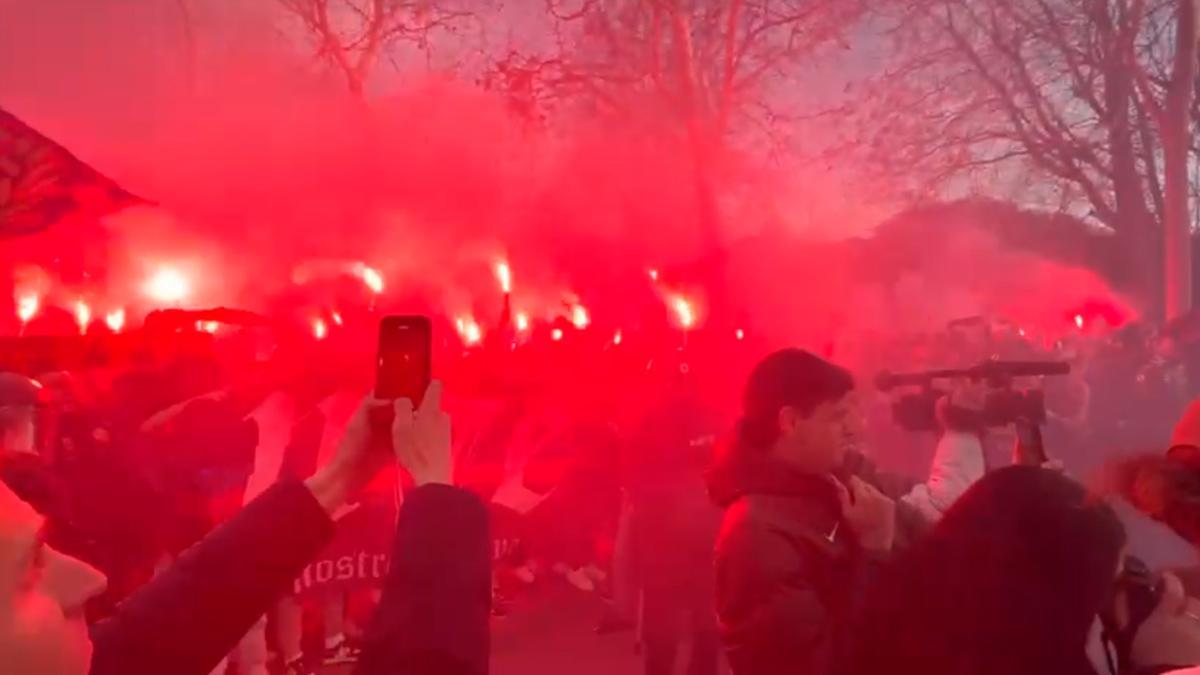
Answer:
[
  {"xmin": 277, "ymin": 0, "xmax": 478, "ymax": 97},
  {"xmin": 484, "ymin": 0, "xmax": 865, "ymax": 245},
  {"xmin": 833, "ymin": 0, "xmax": 1200, "ymax": 317}
]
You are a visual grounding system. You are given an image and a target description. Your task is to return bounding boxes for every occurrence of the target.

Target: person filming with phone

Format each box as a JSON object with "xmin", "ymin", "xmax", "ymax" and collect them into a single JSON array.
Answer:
[{"xmin": 0, "ymin": 314, "xmax": 493, "ymax": 675}]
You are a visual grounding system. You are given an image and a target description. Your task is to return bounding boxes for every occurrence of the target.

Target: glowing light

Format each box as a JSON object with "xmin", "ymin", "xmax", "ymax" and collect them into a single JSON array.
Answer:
[
  {"xmin": 670, "ymin": 295, "xmax": 696, "ymax": 330},
  {"xmin": 496, "ymin": 261, "xmax": 512, "ymax": 294},
  {"xmin": 571, "ymin": 305, "xmax": 590, "ymax": 330},
  {"xmin": 735, "ymin": 328, "xmax": 745, "ymax": 341},
  {"xmin": 456, "ymin": 317, "xmax": 482, "ymax": 346},
  {"xmin": 105, "ymin": 309, "xmax": 126, "ymax": 333},
  {"xmin": 1018, "ymin": 328, "xmax": 1027, "ymax": 337},
  {"xmin": 74, "ymin": 301, "xmax": 91, "ymax": 334},
  {"xmin": 1074, "ymin": 314, "xmax": 1085, "ymax": 329},
  {"xmin": 16, "ymin": 295, "xmax": 38, "ymax": 324},
  {"xmin": 551, "ymin": 328, "xmax": 564, "ymax": 341},
  {"xmin": 648, "ymin": 269, "xmax": 659, "ymax": 281},
  {"xmin": 360, "ymin": 265, "xmax": 385, "ymax": 294},
  {"xmin": 515, "ymin": 312, "xmax": 530, "ymax": 332},
  {"xmin": 613, "ymin": 330, "xmax": 623, "ymax": 345},
  {"xmin": 200, "ymin": 321, "xmax": 219, "ymax": 334},
  {"xmin": 331, "ymin": 311, "xmax": 344, "ymax": 326},
  {"xmin": 312, "ymin": 318, "xmax": 328, "ymax": 341},
  {"xmin": 145, "ymin": 267, "xmax": 190, "ymax": 304}
]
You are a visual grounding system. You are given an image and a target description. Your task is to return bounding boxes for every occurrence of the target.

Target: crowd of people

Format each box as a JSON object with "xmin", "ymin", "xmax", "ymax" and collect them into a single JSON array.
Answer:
[{"xmin": 1, "ymin": 310, "xmax": 1200, "ymax": 675}]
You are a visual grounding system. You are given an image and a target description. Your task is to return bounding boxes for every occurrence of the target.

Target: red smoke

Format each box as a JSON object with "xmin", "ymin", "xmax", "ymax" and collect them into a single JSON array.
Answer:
[{"xmin": 0, "ymin": 2, "xmax": 1135, "ymax": 377}]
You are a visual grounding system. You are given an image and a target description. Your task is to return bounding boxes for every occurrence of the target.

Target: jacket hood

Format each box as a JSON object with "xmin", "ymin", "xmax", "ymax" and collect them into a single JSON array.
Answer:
[{"xmin": 706, "ymin": 439, "xmax": 836, "ymax": 508}]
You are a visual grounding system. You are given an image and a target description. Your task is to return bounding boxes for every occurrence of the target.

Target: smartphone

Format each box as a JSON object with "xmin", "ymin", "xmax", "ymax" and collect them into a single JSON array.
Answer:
[{"xmin": 374, "ymin": 316, "xmax": 432, "ymax": 405}]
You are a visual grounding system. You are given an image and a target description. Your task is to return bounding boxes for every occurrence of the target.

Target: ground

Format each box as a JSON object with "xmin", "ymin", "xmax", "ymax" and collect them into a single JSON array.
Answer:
[{"xmin": 316, "ymin": 581, "xmax": 643, "ymax": 675}]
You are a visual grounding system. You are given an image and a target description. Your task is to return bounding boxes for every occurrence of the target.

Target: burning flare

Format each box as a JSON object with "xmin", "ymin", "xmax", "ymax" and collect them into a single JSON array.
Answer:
[
  {"xmin": 145, "ymin": 267, "xmax": 190, "ymax": 304},
  {"xmin": 515, "ymin": 312, "xmax": 530, "ymax": 332},
  {"xmin": 670, "ymin": 295, "xmax": 696, "ymax": 330},
  {"xmin": 74, "ymin": 301, "xmax": 91, "ymax": 334},
  {"xmin": 456, "ymin": 317, "xmax": 482, "ymax": 346},
  {"xmin": 312, "ymin": 318, "xmax": 328, "ymax": 341},
  {"xmin": 16, "ymin": 294, "xmax": 38, "ymax": 324},
  {"xmin": 358, "ymin": 264, "xmax": 385, "ymax": 294},
  {"xmin": 496, "ymin": 261, "xmax": 512, "ymax": 294},
  {"xmin": 105, "ymin": 309, "xmax": 126, "ymax": 333},
  {"xmin": 571, "ymin": 305, "xmax": 590, "ymax": 330}
]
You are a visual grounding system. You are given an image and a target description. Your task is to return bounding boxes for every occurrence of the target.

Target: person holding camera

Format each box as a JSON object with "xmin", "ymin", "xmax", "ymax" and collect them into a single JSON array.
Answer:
[{"xmin": 708, "ymin": 349, "xmax": 990, "ymax": 675}]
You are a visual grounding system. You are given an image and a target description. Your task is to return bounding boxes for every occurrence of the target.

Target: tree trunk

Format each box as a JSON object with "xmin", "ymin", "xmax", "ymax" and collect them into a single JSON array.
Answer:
[
  {"xmin": 1163, "ymin": 0, "xmax": 1198, "ymax": 318},
  {"xmin": 668, "ymin": 4, "xmax": 721, "ymax": 254},
  {"xmin": 1105, "ymin": 0, "xmax": 1161, "ymax": 316}
]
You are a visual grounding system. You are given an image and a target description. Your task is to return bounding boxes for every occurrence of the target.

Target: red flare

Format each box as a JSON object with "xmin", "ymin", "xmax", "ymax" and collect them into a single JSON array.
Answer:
[
  {"xmin": 359, "ymin": 264, "xmax": 384, "ymax": 294},
  {"xmin": 571, "ymin": 305, "xmax": 590, "ymax": 330},
  {"xmin": 105, "ymin": 309, "xmax": 126, "ymax": 333},
  {"xmin": 313, "ymin": 318, "xmax": 328, "ymax": 341},
  {"xmin": 496, "ymin": 261, "xmax": 512, "ymax": 294},
  {"xmin": 74, "ymin": 301, "xmax": 91, "ymax": 334},
  {"xmin": 670, "ymin": 295, "xmax": 695, "ymax": 330},
  {"xmin": 16, "ymin": 294, "xmax": 38, "ymax": 324},
  {"xmin": 145, "ymin": 267, "xmax": 190, "ymax": 304}
]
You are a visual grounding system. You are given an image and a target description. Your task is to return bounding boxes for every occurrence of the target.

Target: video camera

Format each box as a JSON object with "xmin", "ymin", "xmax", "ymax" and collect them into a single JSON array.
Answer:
[{"xmin": 875, "ymin": 360, "xmax": 1071, "ymax": 432}]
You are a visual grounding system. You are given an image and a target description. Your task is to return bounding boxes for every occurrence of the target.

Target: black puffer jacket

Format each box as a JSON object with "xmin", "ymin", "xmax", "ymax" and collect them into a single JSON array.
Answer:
[{"xmin": 707, "ymin": 448, "xmax": 907, "ymax": 675}]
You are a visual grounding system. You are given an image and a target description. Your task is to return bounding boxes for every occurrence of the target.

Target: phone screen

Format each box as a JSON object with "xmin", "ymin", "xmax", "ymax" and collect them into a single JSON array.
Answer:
[{"xmin": 374, "ymin": 316, "xmax": 432, "ymax": 405}]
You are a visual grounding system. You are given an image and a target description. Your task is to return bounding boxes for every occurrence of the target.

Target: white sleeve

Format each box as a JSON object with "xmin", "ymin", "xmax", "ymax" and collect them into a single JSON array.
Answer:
[{"xmin": 901, "ymin": 430, "xmax": 986, "ymax": 523}]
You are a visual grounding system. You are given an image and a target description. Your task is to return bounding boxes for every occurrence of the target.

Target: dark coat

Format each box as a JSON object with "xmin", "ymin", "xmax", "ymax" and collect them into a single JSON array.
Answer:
[
  {"xmin": 707, "ymin": 449, "xmax": 889, "ymax": 675},
  {"xmin": 89, "ymin": 480, "xmax": 491, "ymax": 675},
  {"xmin": 89, "ymin": 480, "xmax": 335, "ymax": 675}
]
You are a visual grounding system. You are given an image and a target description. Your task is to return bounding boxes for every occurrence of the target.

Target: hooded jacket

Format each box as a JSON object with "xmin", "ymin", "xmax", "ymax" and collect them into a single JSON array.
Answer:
[
  {"xmin": 707, "ymin": 431, "xmax": 985, "ymax": 675},
  {"xmin": 708, "ymin": 447, "xmax": 887, "ymax": 675}
]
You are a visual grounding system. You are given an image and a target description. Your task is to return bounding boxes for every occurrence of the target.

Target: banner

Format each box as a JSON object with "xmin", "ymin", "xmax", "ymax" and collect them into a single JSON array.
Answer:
[{"xmin": 0, "ymin": 106, "xmax": 141, "ymax": 237}]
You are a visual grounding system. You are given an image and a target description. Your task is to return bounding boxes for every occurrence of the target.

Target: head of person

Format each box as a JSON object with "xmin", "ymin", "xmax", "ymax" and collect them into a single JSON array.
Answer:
[
  {"xmin": 0, "ymin": 374, "xmax": 42, "ymax": 456},
  {"xmin": 0, "ymin": 479, "xmax": 106, "ymax": 674},
  {"xmin": 736, "ymin": 349, "xmax": 858, "ymax": 475},
  {"xmin": 848, "ymin": 466, "xmax": 1126, "ymax": 675}
]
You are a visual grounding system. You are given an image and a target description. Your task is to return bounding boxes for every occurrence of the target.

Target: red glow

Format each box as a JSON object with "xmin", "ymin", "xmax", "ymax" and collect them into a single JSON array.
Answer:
[
  {"xmin": 648, "ymin": 269, "xmax": 660, "ymax": 281},
  {"xmin": 359, "ymin": 264, "xmax": 385, "ymax": 294},
  {"xmin": 735, "ymin": 328, "xmax": 745, "ymax": 341},
  {"xmin": 670, "ymin": 295, "xmax": 696, "ymax": 330},
  {"xmin": 1074, "ymin": 314, "xmax": 1085, "ymax": 329},
  {"xmin": 74, "ymin": 301, "xmax": 91, "ymax": 334},
  {"xmin": 496, "ymin": 261, "xmax": 512, "ymax": 294},
  {"xmin": 199, "ymin": 321, "xmax": 219, "ymax": 334},
  {"xmin": 551, "ymin": 328, "xmax": 564, "ymax": 341},
  {"xmin": 571, "ymin": 305, "xmax": 590, "ymax": 329},
  {"xmin": 456, "ymin": 316, "xmax": 482, "ymax": 346},
  {"xmin": 105, "ymin": 309, "xmax": 126, "ymax": 333},
  {"xmin": 613, "ymin": 330, "xmax": 623, "ymax": 345},
  {"xmin": 145, "ymin": 267, "xmax": 190, "ymax": 304},
  {"xmin": 331, "ymin": 311, "xmax": 343, "ymax": 326},
  {"xmin": 16, "ymin": 294, "xmax": 38, "ymax": 324},
  {"xmin": 515, "ymin": 312, "xmax": 530, "ymax": 332},
  {"xmin": 312, "ymin": 318, "xmax": 328, "ymax": 340}
]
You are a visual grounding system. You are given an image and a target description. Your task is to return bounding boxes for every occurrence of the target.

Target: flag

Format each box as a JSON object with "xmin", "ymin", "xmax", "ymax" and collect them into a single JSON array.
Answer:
[{"xmin": 0, "ymin": 106, "xmax": 142, "ymax": 238}]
